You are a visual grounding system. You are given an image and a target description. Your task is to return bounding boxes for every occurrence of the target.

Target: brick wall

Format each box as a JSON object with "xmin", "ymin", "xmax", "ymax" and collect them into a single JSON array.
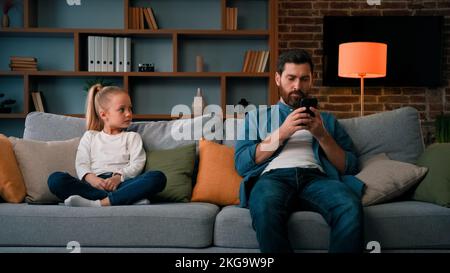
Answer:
[{"xmin": 278, "ymin": 0, "xmax": 450, "ymax": 144}]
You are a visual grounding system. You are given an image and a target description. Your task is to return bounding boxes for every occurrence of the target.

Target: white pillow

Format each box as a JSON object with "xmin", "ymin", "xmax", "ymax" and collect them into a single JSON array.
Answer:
[
  {"xmin": 357, "ymin": 153, "xmax": 428, "ymax": 206},
  {"xmin": 9, "ymin": 137, "xmax": 81, "ymax": 204}
]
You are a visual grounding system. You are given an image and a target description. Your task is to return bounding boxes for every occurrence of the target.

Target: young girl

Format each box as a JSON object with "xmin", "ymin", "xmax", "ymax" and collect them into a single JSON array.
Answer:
[{"xmin": 48, "ymin": 84, "xmax": 166, "ymax": 207}]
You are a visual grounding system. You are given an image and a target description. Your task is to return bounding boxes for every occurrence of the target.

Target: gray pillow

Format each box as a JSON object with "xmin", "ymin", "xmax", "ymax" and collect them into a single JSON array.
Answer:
[
  {"xmin": 339, "ymin": 107, "xmax": 425, "ymax": 164},
  {"xmin": 24, "ymin": 112, "xmax": 85, "ymax": 141},
  {"xmin": 9, "ymin": 137, "xmax": 81, "ymax": 204},
  {"xmin": 357, "ymin": 153, "xmax": 428, "ymax": 206}
]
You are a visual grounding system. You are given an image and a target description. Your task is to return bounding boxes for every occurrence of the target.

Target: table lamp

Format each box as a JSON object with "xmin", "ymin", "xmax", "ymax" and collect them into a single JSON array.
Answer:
[{"xmin": 338, "ymin": 42, "xmax": 387, "ymax": 116}]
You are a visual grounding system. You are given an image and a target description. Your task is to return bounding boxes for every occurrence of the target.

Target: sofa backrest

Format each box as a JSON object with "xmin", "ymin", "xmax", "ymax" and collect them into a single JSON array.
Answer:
[
  {"xmin": 24, "ymin": 106, "xmax": 425, "ymax": 164},
  {"xmin": 222, "ymin": 106, "xmax": 425, "ymax": 165},
  {"xmin": 23, "ymin": 112, "xmax": 221, "ymax": 153}
]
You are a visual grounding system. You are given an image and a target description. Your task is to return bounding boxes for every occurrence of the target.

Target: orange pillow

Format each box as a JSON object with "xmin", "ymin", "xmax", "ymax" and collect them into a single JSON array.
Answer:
[
  {"xmin": 0, "ymin": 134, "xmax": 26, "ymax": 203},
  {"xmin": 191, "ymin": 139, "xmax": 242, "ymax": 206}
]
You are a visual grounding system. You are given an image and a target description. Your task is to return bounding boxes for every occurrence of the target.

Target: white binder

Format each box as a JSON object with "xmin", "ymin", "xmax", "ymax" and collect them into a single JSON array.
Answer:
[
  {"xmin": 88, "ymin": 36, "xmax": 95, "ymax": 72},
  {"xmin": 101, "ymin": 37, "xmax": 108, "ymax": 72},
  {"xmin": 94, "ymin": 36, "xmax": 101, "ymax": 72},
  {"xmin": 107, "ymin": 37, "xmax": 114, "ymax": 72},
  {"xmin": 124, "ymin": 37, "xmax": 131, "ymax": 72},
  {"xmin": 115, "ymin": 37, "xmax": 124, "ymax": 72}
]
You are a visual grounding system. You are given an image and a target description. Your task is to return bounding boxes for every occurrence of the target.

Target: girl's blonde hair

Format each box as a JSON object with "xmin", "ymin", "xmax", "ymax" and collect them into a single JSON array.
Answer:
[{"xmin": 85, "ymin": 84, "xmax": 127, "ymax": 131}]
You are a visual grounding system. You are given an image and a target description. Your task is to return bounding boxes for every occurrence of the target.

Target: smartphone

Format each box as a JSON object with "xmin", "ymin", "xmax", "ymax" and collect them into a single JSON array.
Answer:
[{"xmin": 299, "ymin": 97, "xmax": 318, "ymax": 117}]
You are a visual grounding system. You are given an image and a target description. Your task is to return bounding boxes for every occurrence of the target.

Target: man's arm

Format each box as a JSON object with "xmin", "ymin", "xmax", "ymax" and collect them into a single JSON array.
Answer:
[{"xmin": 307, "ymin": 107, "xmax": 357, "ymax": 175}]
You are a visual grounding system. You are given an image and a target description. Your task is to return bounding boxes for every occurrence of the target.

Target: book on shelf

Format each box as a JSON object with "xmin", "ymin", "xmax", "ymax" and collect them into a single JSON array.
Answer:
[
  {"xmin": 9, "ymin": 56, "xmax": 38, "ymax": 71},
  {"xmin": 31, "ymin": 92, "xmax": 45, "ymax": 112},
  {"xmin": 242, "ymin": 50, "xmax": 269, "ymax": 72},
  {"xmin": 226, "ymin": 7, "xmax": 238, "ymax": 30},
  {"xmin": 129, "ymin": 7, "xmax": 158, "ymax": 30}
]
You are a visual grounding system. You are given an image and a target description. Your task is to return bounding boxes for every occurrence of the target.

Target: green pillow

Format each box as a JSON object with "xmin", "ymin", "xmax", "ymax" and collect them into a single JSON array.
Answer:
[
  {"xmin": 413, "ymin": 143, "xmax": 450, "ymax": 207},
  {"xmin": 145, "ymin": 144, "xmax": 196, "ymax": 203}
]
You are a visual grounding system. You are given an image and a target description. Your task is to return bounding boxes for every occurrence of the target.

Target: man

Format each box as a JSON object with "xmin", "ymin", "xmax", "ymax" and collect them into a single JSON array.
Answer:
[{"xmin": 234, "ymin": 49, "xmax": 365, "ymax": 253}]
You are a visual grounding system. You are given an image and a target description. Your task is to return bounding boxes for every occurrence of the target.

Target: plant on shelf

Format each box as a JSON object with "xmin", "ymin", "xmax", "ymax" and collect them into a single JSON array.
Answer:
[
  {"xmin": 83, "ymin": 78, "xmax": 115, "ymax": 93},
  {"xmin": 0, "ymin": 93, "xmax": 16, "ymax": 113},
  {"xmin": 435, "ymin": 113, "xmax": 450, "ymax": 143},
  {"xmin": 2, "ymin": 0, "xmax": 14, "ymax": 28}
]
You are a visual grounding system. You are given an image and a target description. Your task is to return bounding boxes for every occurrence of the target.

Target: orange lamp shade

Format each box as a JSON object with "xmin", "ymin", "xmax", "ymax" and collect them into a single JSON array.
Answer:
[{"xmin": 338, "ymin": 42, "xmax": 387, "ymax": 78}]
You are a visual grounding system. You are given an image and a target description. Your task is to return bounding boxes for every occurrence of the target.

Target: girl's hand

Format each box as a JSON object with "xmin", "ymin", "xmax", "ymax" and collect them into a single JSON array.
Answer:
[
  {"xmin": 104, "ymin": 175, "xmax": 122, "ymax": 192},
  {"xmin": 85, "ymin": 173, "xmax": 106, "ymax": 190}
]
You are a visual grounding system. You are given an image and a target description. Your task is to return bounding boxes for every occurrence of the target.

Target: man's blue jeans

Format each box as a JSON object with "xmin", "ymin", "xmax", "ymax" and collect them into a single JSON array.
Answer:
[
  {"xmin": 48, "ymin": 171, "xmax": 166, "ymax": 206},
  {"xmin": 248, "ymin": 167, "xmax": 363, "ymax": 253}
]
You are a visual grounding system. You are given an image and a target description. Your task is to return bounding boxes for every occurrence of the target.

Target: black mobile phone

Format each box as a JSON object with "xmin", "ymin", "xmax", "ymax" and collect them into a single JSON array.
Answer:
[{"xmin": 299, "ymin": 97, "xmax": 318, "ymax": 117}]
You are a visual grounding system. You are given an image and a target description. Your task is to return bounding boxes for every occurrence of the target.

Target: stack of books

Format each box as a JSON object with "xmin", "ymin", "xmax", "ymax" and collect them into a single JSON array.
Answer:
[
  {"xmin": 9, "ymin": 56, "xmax": 38, "ymax": 71},
  {"xmin": 242, "ymin": 50, "xmax": 269, "ymax": 73},
  {"xmin": 129, "ymin": 7, "xmax": 158, "ymax": 30},
  {"xmin": 226, "ymin": 7, "xmax": 238, "ymax": 30}
]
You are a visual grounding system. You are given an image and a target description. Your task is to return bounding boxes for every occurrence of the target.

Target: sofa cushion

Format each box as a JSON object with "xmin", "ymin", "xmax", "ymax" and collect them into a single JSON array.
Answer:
[
  {"xmin": 0, "ymin": 135, "xmax": 26, "ymax": 203},
  {"xmin": 214, "ymin": 201, "xmax": 450, "ymax": 250},
  {"xmin": 339, "ymin": 107, "xmax": 424, "ymax": 164},
  {"xmin": 357, "ymin": 153, "xmax": 428, "ymax": 206},
  {"xmin": 0, "ymin": 202, "xmax": 219, "ymax": 248},
  {"xmin": 413, "ymin": 143, "xmax": 450, "ymax": 207},
  {"xmin": 8, "ymin": 137, "xmax": 80, "ymax": 204},
  {"xmin": 191, "ymin": 139, "xmax": 242, "ymax": 206},
  {"xmin": 24, "ymin": 112, "xmax": 85, "ymax": 141},
  {"xmin": 145, "ymin": 144, "xmax": 196, "ymax": 203}
]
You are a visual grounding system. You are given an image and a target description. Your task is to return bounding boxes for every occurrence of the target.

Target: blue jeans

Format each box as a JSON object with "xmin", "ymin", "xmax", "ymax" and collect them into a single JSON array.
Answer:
[
  {"xmin": 248, "ymin": 167, "xmax": 363, "ymax": 253},
  {"xmin": 48, "ymin": 171, "xmax": 166, "ymax": 206}
]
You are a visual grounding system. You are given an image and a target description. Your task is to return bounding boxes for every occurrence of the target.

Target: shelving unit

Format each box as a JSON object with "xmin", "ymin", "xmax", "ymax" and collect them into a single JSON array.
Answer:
[{"xmin": 0, "ymin": 0, "xmax": 277, "ymax": 137}]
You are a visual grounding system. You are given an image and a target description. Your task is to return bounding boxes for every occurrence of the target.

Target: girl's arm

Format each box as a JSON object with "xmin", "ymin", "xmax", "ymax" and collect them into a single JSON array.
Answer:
[
  {"xmin": 116, "ymin": 132, "xmax": 146, "ymax": 181},
  {"xmin": 76, "ymin": 131, "xmax": 94, "ymax": 180}
]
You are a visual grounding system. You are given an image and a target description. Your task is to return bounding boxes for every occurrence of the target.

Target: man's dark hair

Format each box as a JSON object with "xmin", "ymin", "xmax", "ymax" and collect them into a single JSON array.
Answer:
[{"xmin": 277, "ymin": 49, "xmax": 314, "ymax": 75}]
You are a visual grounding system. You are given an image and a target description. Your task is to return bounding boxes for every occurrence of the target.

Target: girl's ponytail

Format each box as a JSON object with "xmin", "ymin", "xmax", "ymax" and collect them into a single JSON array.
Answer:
[{"xmin": 86, "ymin": 84, "xmax": 103, "ymax": 131}]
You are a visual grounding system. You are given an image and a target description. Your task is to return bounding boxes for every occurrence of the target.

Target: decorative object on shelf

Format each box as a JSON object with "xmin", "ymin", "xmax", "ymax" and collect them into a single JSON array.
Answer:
[
  {"xmin": 237, "ymin": 98, "xmax": 249, "ymax": 107},
  {"xmin": 9, "ymin": 56, "xmax": 38, "ymax": 71},
  {"xmin": 2, "ymin": 0, "xmax": 14, "ymax": 28},
  {"xmin": 435, "ymin": 114, "xmax": 450, "ymax": 143},
  {"xmin": 196, "ymin": 55, "xmax": 204, "ymax": 72},
  {"xmin": 338, "ymin": 42, "xmax": 387, "ymax": 116},
  {"xmin": 192, "ymin": 88, "xmax": 206, "ymax": 117},
  {"xmin": 0, "ymin": 93, "xmax": 16, "ymax": 113},
  {"xmin": 138, "ymin": 63, "xmax": 155, "ymax": 72},
  {"xmin": 82, "ymin": 78, "xmax": 115, "ymax": 93}
]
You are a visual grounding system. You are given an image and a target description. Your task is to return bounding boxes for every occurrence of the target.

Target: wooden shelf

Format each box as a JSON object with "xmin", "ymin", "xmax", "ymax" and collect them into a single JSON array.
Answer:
[
  {"xmin": 0, "ymin": 71, "xmax": 270, "ymax": 77},
  {"xmin": 0, "ymin": 0, "xmax": 277, "ymax": 134},
  {"xmin": 1, "ymin": 28, "xmax": 269, "ymax": 37},
  {"xmin": 0, "ymin": 113, "xmax": 27, "ymax": 119}
]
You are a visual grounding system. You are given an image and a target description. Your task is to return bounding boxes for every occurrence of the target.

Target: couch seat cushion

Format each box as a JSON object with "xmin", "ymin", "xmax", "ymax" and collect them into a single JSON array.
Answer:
[
  {"xmin": 0, "ymin": 202, "xmax": 219, "ymax": 248},
  {"xmin": 214, "ymin": 201, "xmax": 450, "ymax": 250}
]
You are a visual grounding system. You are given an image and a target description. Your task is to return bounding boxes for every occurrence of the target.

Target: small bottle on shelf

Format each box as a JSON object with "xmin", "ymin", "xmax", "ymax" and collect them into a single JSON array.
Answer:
[{"xmin": 192, "ymin": 88, "xmax": 206, "ymax": 117}]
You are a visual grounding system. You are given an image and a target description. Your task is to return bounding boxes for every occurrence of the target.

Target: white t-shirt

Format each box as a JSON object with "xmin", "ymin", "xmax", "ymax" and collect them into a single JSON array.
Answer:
[
  {"xmin": 75, "ymin": 130, "xmax": 146, "ymax": 182},
  {"xmin": 262, "ymin": 129, "xmax": 323, "ymax": 174}
]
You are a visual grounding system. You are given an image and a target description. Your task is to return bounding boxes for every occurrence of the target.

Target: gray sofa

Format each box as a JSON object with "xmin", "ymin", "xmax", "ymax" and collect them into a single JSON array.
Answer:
[{"xmin": 1, "ymin": 107, "xmax": 449, "ymax": 253}]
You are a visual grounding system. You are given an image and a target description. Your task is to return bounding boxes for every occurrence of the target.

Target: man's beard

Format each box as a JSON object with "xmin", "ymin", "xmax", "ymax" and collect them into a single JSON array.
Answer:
[{"xmin": 280, "ymin": 87, "xmax": 306, "ymax": 109}]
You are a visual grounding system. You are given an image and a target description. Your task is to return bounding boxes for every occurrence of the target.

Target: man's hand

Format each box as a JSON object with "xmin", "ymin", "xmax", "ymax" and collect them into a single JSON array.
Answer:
[
  {"xmin": 84, "ymin": 173, "xmax": 107, "ymax": 190},
  {"xmin": 306, "ymin": 107, "xmax": 328, "ymax": 141},
  {"xmin": 104, "ymin": 175, "xmax": 122, "ymax": 192},
  {"xmin": 279, "ymin": 107, "xmax": 323, "ymax": 141}
]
